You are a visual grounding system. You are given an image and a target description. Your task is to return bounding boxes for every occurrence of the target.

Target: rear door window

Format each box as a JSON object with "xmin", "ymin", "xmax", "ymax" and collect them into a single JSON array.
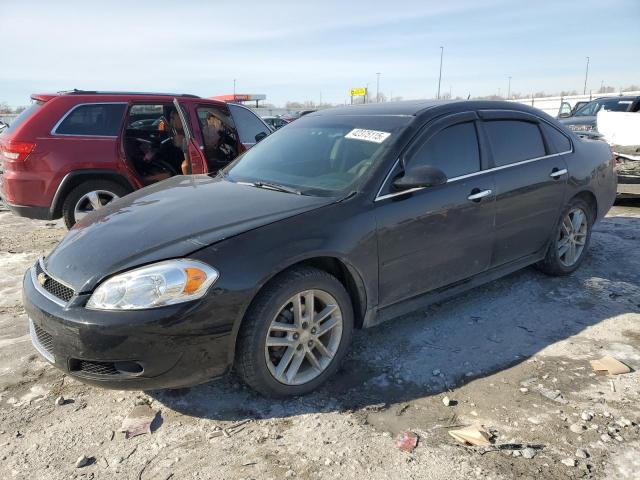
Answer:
[
  {"xmin": 484, "ymin": 120, "xmax": 545, "ymax": 166},
  {"xmin": 54, "ymin": 103, "xmax": 126, "ymax": 136},
  {"xmin": 196, "ymin": 106, "xmax": 239, "ymax": 171},
  {"xmin": 228, "ymin": 104, "xmax": 271, "ymax": 146},
  {"xmin": 407, "ymin": 122, "xmax": 481, "ymax": 178}
]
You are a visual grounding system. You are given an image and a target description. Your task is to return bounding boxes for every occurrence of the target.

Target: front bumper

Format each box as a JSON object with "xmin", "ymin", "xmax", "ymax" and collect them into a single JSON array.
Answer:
[{"xmin": 22, "ymin": 267, "xmax": 234, "ymax": 390}]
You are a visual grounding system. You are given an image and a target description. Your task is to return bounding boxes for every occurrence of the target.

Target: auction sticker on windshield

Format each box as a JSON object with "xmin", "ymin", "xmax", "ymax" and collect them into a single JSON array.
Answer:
[{"xmin": 345, "ymin": 128, "xmax": 391, "ymax": 144}]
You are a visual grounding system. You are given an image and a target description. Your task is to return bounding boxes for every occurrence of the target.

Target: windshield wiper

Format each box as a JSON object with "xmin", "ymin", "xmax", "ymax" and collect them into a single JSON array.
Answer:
[{"xmin": 249, "ymin": 181, "xmax": 303, "ymax": 195}]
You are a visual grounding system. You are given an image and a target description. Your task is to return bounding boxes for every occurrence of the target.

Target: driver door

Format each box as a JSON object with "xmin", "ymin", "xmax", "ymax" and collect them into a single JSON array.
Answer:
[
  {"xmin": 172, "ymin": 98, "xmax": 207, "ymax": 174},
  {"xmin": 375, "ymin": 112, "xmax": 496, "ymax": 308}
]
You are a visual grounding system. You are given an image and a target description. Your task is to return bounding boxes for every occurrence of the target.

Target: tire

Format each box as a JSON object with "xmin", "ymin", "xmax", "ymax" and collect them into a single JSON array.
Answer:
[
  {"xmin": 62, "ymin": 180, "xmax": 130, "ymax": 229},
  {"xmin": 235, "ymin": 266, "xmax": 354, "ymax": 397},
  {"xmin": 536, "ymin": 197, "xmax": 594, "ymax": 276}
]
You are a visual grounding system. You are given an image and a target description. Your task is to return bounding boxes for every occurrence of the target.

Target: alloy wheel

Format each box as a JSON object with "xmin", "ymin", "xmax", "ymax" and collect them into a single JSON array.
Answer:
[
  {"xmin": 74, "ymin": 190, "xmax": 119, "ymax": 222},
  {"xmin": 264, "ymin": 289, "xmax": 343, "ymax": 386},
  {"xmin": 557, "ymin": 207, "xmax": 588, "ymax": 267}
]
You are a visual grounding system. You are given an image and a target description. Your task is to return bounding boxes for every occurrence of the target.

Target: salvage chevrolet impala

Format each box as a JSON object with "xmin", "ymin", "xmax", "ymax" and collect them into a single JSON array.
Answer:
[{"xmin": 23, "ymin": 100, "xmax": 617, "ymax": 397}]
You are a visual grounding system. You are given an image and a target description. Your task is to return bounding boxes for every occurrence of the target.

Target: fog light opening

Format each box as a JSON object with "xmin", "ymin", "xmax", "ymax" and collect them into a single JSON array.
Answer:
[{"xmin": 114, "ymin": 361, "xmax": 144, "ymax": 376}]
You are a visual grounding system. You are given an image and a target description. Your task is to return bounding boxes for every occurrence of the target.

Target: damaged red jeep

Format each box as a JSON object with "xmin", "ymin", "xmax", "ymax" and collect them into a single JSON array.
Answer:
[{"xmin": 0, "ymin": 90, "xmax": 271, "ymax": 227}]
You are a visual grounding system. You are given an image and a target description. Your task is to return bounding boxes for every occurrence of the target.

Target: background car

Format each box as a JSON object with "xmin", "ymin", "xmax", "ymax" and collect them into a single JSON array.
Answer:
[
  {"xmin": 558, "ymin": 95, "xmax": 640, "ymax": 134},
  {"xmin": 0, "ymin": 90, "xmax": 271, "ymax": 227},
  {"xmin": 0, "ymin": 120, "xmax": 8, "ymax": 133},
  {"xmin": 23, "ymin": 100, "xmax": 617, "ymax": 398},
  {"xmin": 261, "ymin": 115, "xmax": 290, "ymax": 130}
]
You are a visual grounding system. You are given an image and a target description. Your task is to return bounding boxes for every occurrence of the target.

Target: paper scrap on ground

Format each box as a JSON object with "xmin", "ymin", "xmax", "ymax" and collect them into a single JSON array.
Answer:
[
  {"xmin": 395, "ymin": 431, "xmax": 419, "ymax": 452},
  {"xmin": 448, "ymin": 425, "xmax": 492, "ymax": 446},
  {"xmin": 120, "ymin": 405, "xmax": 157, "ymax": 439},
  {"xmin": 590, "ymin": 356, "xmax": 631, "ymax": 376},
  {"xmin": 345, "ymin": 128, "xmax": 391, "ymax": 144}
]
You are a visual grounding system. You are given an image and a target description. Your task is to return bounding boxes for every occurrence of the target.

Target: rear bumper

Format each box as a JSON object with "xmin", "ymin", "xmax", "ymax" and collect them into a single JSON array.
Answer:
[
  {"xmin": 617, "ymin": 179, "xmax": 640, "ymax": 196},
  {"xmin": 3, "ymin": 200, "xmax": 52, "ymax": 220},
  {"xmin": 22, "ymin": 267, "xmax": 233, "ymax": 390}
]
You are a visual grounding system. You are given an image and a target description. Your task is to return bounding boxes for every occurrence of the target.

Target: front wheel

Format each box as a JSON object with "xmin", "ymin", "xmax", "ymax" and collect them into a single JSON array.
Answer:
[
  {"xmin": 536, "ymin": 198, "xmax": 594, "ymax": 276},
  {"xmin": 235, "ymin": 267, "xmax": 354, "ymax": 397}
]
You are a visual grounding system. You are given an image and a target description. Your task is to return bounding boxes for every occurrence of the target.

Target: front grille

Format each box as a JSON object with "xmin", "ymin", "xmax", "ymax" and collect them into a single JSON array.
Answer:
[
  {"xmin": 29, "ymin": 319, "xmax": 55, "ymax": 363},
  {"xmin": 33, "ymin": 322, "xmax": 54, "ymax": 354},
  {"xmin": 35, "ymin": 261, "xmax": 75, "ymax": 302},
  {"xmin": 71, "ymin": 359, "xmax": 119, "ymax": 376}
]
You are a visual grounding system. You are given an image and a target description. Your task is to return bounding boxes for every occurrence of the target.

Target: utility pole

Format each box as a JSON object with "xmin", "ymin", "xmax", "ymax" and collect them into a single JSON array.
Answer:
[
  {"xmin": 233, "ymin": 79, "xmax": 236, "ymax": 101},
  {"xmin": 437, "ymin": 46, "xmax": 444, "ymax": 99},
  {"xmin": 583, "ymin": 57, "xmax": 589, "ymax": 95},
  {"xmin": 376, "ymin": 72, "xmax": 381, "ymax": 103},
  {"xmin": 507, "ymin": 76, "xmax": 512, "ymax": 100}
]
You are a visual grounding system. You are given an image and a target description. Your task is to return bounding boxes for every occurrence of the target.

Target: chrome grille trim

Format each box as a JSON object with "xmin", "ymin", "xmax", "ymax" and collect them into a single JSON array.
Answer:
[{"xmin": 31, "ymin": 258, "xmax": 75, "ymax": 306}]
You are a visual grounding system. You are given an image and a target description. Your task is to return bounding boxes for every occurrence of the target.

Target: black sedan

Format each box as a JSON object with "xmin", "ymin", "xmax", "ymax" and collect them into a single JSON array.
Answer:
[{"xmin": 23, "ymin": 100, "xmax": 617, "ymax": 397}]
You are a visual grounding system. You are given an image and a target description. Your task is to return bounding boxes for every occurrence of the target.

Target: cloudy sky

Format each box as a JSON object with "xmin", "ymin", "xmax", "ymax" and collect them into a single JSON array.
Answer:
[{"xmin": 1, "ymin": 0, "xmax": 639, "ymax": 106}]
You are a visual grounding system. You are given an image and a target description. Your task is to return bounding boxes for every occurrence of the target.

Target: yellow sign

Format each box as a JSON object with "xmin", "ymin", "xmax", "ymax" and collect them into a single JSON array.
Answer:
[{"xmin": 350, "ymin": 87, "xmax": 367, "ymax": 97}]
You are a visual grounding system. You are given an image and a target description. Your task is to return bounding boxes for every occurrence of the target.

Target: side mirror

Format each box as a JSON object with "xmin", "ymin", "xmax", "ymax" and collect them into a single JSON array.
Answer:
[
  {"xmin": 393, "ymin": 165, "xmax": 447, "ymax": 191},
  {"xmin": 255, "ymin": 131, "xmax": 268, "ymax": 143},
  {"xmin": 558, "ymin": 112, "xmax": 571, "ymax": 118}
]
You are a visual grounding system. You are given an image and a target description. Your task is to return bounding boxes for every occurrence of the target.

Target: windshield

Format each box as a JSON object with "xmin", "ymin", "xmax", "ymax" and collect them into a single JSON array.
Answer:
[
  {"xmin": 1, "ymin": 100, "xmax": 43, "ymax": 134},
  {"xmin": 574, "ymin": 98, "xmax": 632, "ymax": 116},
  {"xmin": 224, "ymin": 114, "xmax": 410, "ymax": 196}
]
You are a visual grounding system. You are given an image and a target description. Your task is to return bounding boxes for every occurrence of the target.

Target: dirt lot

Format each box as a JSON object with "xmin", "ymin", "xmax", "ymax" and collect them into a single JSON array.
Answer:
[{"xmin": 1, "ymin": 199, "xmax": 639, "ymax": 480}]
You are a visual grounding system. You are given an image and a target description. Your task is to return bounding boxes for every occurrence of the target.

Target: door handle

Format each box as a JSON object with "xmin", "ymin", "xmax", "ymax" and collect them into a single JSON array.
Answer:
[
  {"xmin": 549, "ymin": 168, "xmax": 568, "ymax": 178},
  {"xmin": 467, "ymin": 189, "xmax": 492, "ymax": 201}
]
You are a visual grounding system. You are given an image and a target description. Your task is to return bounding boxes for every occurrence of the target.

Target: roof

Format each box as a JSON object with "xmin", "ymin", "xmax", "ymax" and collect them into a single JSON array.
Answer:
[
  {"xmin": 31, "ymin": 90, "xmax": 200, "ymax": 100},
  {"xmin": 310, "ymin": 99, "xmax": 548, "ymax": 118}
]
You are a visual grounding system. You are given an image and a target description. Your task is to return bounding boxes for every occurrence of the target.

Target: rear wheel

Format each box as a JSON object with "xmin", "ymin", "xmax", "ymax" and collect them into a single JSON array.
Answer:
[
  {"xmin": 62, "ymin": 180, "xmax": 129, "ymax": 228},
  {"xmin": 235, "ymin": 266, "xmax": 354, "ymax": 397},
  {"xmin": 536, "ymin": 197, "xmax": 594, "ymax": 276}
]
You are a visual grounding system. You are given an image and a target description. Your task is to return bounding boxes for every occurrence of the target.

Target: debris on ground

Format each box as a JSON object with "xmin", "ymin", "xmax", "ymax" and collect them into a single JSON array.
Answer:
[
  {"xmin": 442, "ymin": 396, "xmax": 452, "ymax": 406},
  {"xmin": 590, "ymin": 356, "xmax": 631, "ymax": 375},
  {"xmin": 521, "ymin": 447, "xmax": 537, "ymax": 459},
  {"xmin": 569, "ymin": 423, "xmax": 587, "ymax": 434},
  {"xmin": 120, "ymin": 405, "xmax": 158, "ymax": 439},
  {"xmin": 561, "ymin": 458, "xmax": 577, "ymax": 467},
  {"xmin": 395, "ymin": 431, "xmax": 419, "ymax": 452},
  {"xmin": 575, "ymin": 448, "xmax": 589, "ymax": 458},
  {"xmin": 75, "ymin": 455, "xmax": 90, "ymax": 468},
  {"xmin": 448, "ymin": 425, "xmax": 492, "ymax": 446},
  {"xmin": 54, "ymin": 395, "xmax": 65, "ymax": 406}
]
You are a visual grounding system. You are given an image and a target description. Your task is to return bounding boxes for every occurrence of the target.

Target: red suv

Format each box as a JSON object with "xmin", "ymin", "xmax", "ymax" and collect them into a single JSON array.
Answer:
[{"xmin": 0, "ymin": 90, "xmax": 271, "ymax": 227}]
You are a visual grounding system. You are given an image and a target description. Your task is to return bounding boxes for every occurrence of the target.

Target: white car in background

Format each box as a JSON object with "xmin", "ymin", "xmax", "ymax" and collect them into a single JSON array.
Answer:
[{"xmin": 597, "ymin": 110, "xmax": 640, "ymax": 196}]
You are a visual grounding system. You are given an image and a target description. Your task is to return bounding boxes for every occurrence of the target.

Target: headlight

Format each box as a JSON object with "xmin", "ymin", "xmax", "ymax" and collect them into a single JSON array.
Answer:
[{"xmin": 86, "ymin": 259, "xmax": 219, "ymax": 310}]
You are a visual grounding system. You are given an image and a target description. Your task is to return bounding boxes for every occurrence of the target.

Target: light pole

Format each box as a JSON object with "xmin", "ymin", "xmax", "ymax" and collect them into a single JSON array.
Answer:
[
  {"xmin": 507, "ymin": 76, "xmax": 512, "ymax": 100},
  {"xmin": 437, "ymin": 46, "xmax": 444, "ymax": 99},
  {"xmin": 233, "ymin": 79, "xmax": 236, "ymax": 101},
  {"xmin": 376, "ymin": 72, "xmax": 381, "ymax": 103},
  {"xmin": 583, "ymin": 57, "xmax": 589, "ymax": 95}
]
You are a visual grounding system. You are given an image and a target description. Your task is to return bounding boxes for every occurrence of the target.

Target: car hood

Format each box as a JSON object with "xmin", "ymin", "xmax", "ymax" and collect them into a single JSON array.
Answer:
[{"xmin": 44, "ymin": 175, "xmax": 335, "ymax": 292}]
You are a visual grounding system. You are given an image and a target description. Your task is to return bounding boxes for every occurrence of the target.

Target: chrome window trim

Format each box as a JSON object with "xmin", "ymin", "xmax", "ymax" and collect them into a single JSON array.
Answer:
[
  {"xmin": 50, "ymin": 102, "xmax": 128, "ymax": 137},
  {"xmin": 30, "ymin": 257, "xmax": 73, "ymax": 307},
  {"xmin": 375, "ymin": 150, "xmax": 572, "ymax": 202}
]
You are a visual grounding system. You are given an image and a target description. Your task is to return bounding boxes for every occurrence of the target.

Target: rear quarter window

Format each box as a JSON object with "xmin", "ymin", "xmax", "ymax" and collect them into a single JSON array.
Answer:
[
  {"xmin": 540, "ymin": 123, "xmax": 572, "ymax": 153},
  {"xmin": 54, "ymin": 103, "xmax": 127, "ymax": 136},
  {"xmin": 484, "ymin": 120, "xmax": 546, "ymax": 166}
]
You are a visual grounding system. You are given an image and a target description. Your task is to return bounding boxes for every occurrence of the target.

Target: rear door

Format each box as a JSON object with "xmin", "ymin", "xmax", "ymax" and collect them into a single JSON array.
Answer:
[
  {"xmin": 375, "ymin": 112, "xmax": 496, "ymax": 307},
  {"xmin": 479, "ymin": 111, "xmax": 570, "ymax": 267},
  {"xmin": 227, "ymin": 103, "xmax": 271, "ymax": 150},
  {"xmin": 173, "ymin": 98, "xmax": 207, "ymax": 174}
]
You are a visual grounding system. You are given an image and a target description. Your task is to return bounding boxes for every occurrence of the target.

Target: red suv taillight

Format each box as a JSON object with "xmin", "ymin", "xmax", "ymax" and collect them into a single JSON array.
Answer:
[{"xmin": 0, "ymin": 140, "xmax": 36, "ymax": 161}]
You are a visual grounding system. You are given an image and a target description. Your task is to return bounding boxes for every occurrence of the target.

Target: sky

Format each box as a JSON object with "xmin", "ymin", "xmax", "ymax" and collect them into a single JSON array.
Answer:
[{"xmin": 1, "ymin": 0, "xmax": 639, "ymax": 107}]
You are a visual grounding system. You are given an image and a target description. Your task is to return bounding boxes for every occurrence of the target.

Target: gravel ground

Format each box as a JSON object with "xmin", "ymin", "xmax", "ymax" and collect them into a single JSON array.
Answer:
[{"xmin": 0, "ymin": 199, "xmax": 639, "ymax": 480}]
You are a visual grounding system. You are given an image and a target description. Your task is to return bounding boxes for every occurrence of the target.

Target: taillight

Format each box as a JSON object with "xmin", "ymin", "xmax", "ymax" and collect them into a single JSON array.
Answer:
[{"xmin": 0, "ymin": 140, "xmax": 36, "ymax": 161}]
